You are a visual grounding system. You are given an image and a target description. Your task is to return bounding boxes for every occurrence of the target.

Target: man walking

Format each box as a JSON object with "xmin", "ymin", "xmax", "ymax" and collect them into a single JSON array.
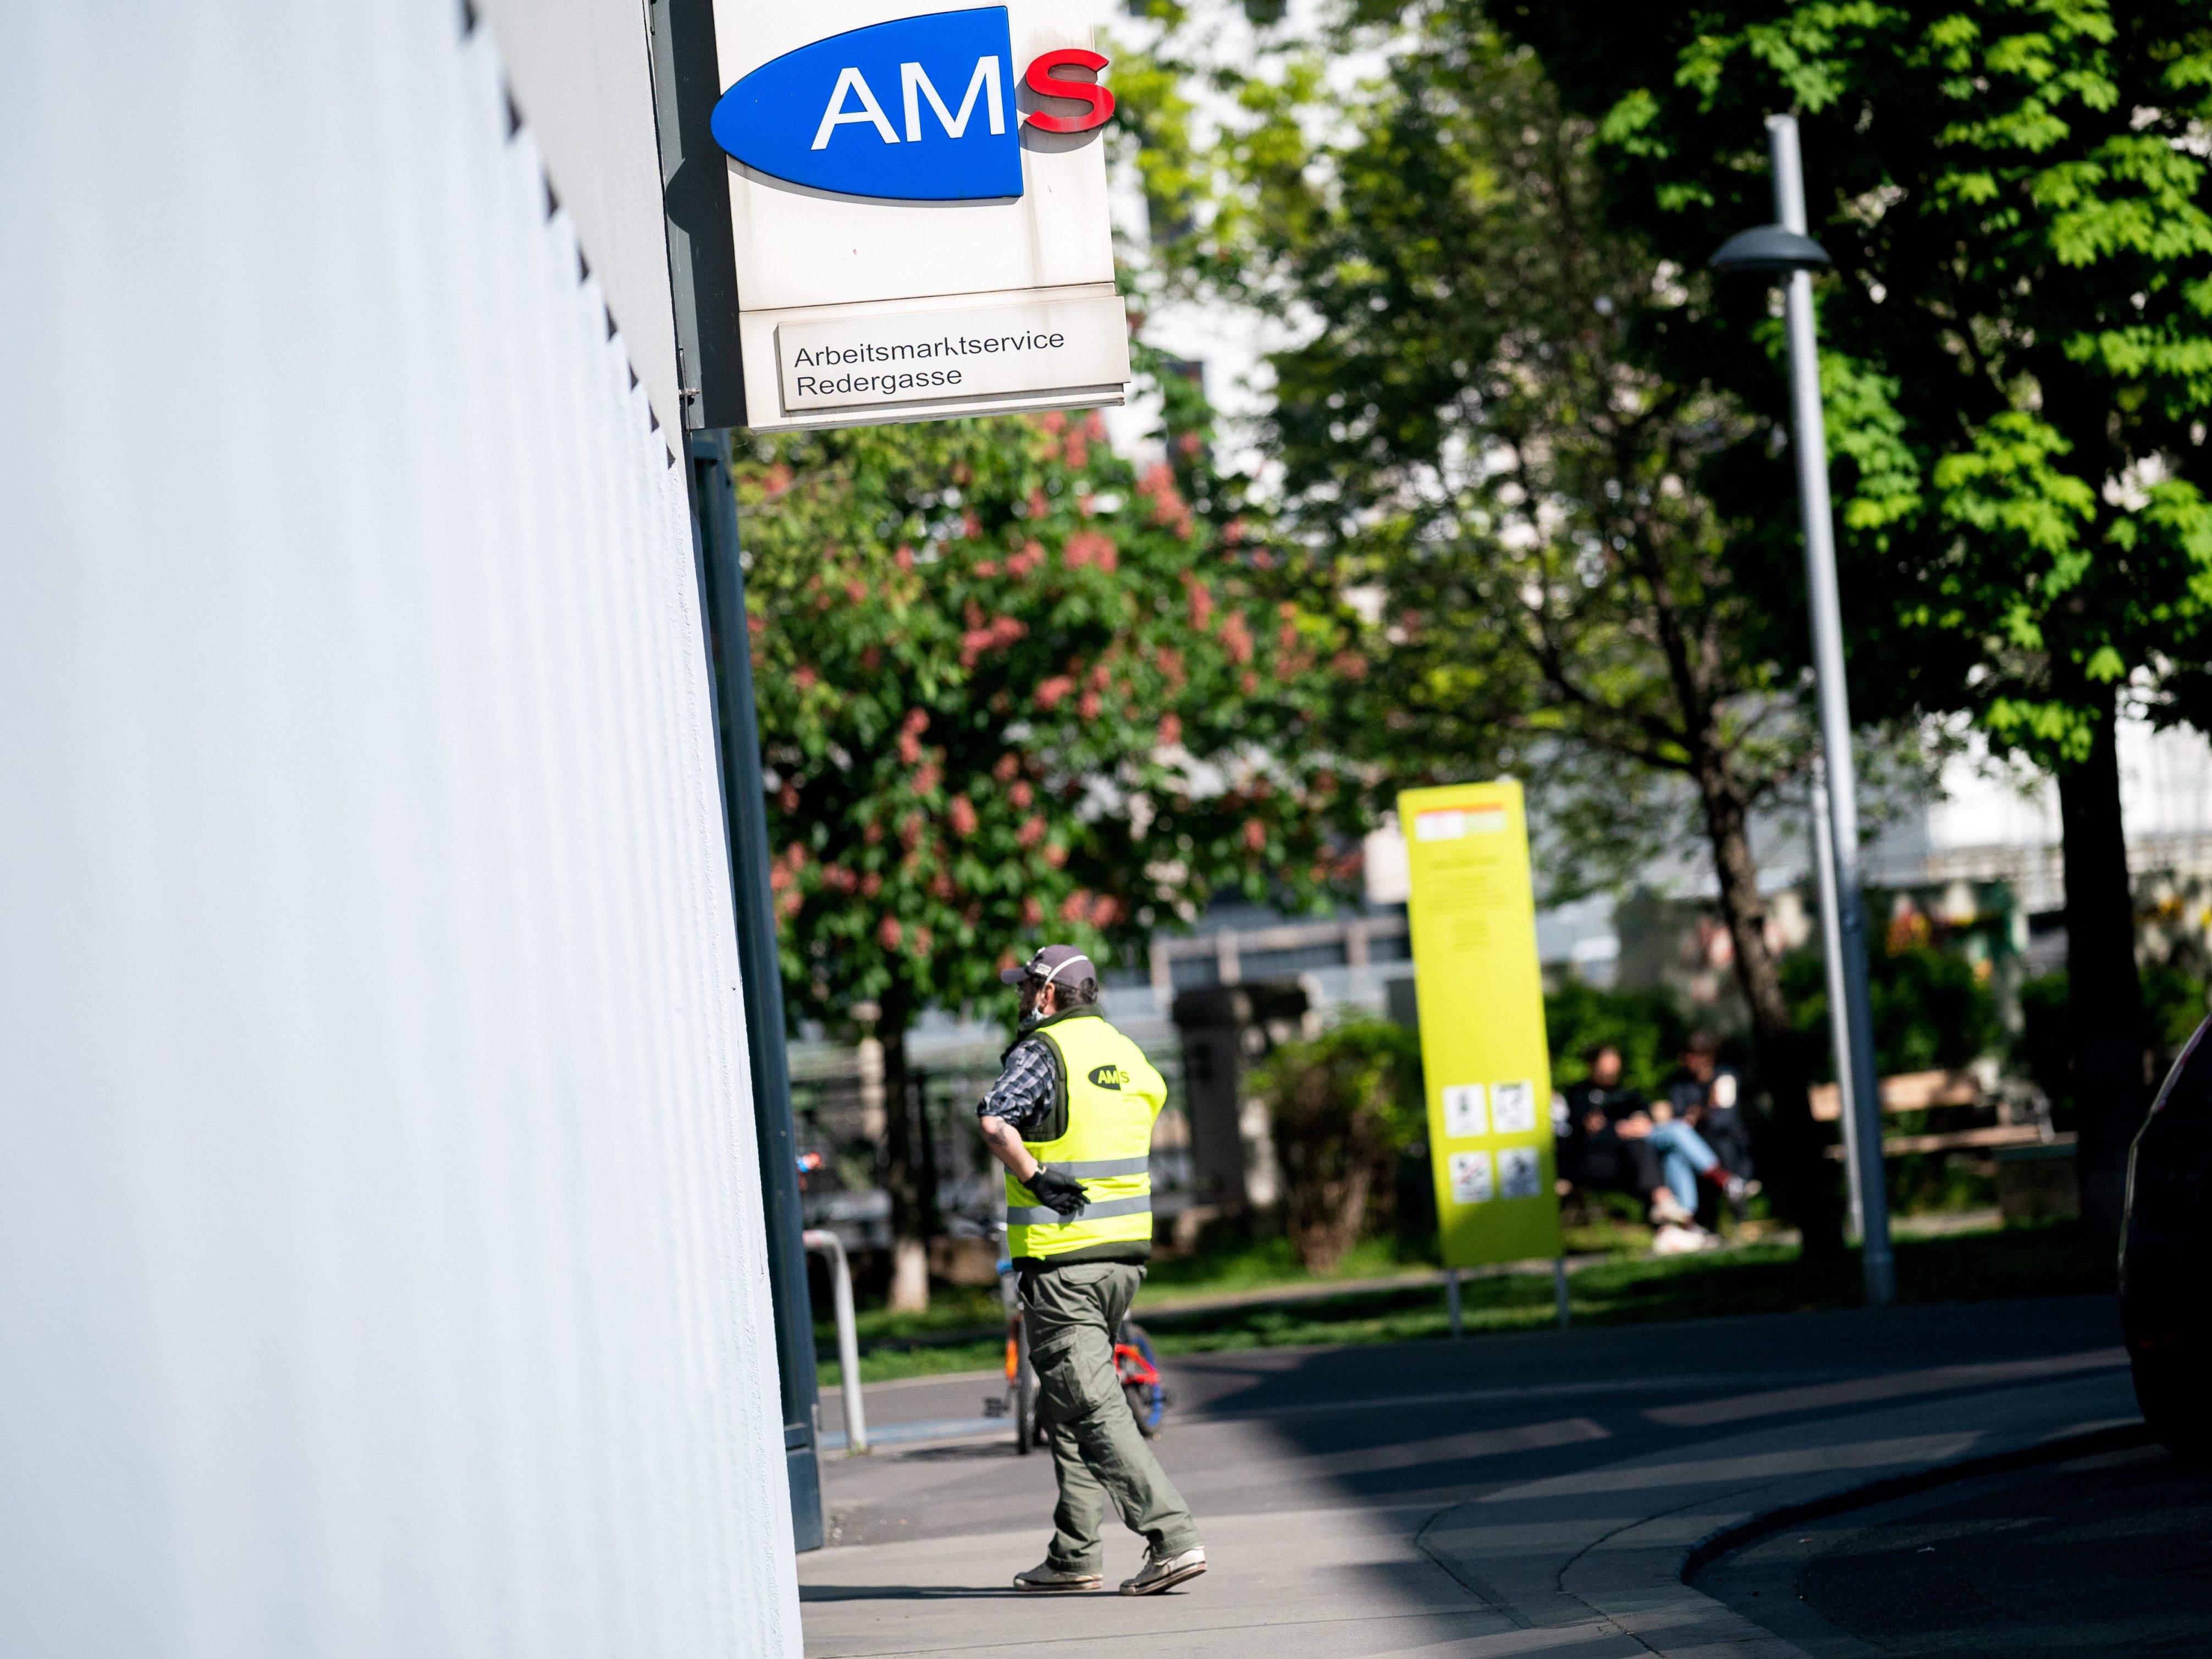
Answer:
[{"xmin": 975, "ymin": 944, "xmax": 1207, "ymax": 1596}]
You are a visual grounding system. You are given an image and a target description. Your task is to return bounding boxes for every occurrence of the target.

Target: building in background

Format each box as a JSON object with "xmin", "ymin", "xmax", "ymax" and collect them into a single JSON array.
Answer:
[{"xmin": 2, "ymin": 5, "xmax": 801, "ymax": 1653}]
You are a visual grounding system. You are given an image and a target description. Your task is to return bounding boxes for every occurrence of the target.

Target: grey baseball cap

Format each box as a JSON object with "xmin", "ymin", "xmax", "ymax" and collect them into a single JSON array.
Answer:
[{"xmin": 1000, "ymin": 943, "xmax": 1096, "ymax": 986}]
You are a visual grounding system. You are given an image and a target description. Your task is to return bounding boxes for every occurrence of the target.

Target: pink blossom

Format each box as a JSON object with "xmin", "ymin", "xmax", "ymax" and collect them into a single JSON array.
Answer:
[
  {"xmin": 1182, "ymin": 574, "xmax": 1213, "ymax": 633},
  {"xmin": 1063, "ymin": 530, "xmax": 1117, "ymax": 572},
  {"xmin": 1220, "ymin": 613, "xmax": 1254, "ymax": 665}
]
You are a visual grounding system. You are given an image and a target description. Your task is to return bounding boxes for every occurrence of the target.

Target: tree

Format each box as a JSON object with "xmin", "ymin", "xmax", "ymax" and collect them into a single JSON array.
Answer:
[
  {"xmin": 1128, "ymin": 5, "xmax": 1878, "ymax": 1254},
  {"xmin": 737, "ymin": 366, "xmax": 1352, "ymax": 1308},
  {"xmin": 1492, "ymin": 0, "xmax": 2212, "ymax": 1231}
]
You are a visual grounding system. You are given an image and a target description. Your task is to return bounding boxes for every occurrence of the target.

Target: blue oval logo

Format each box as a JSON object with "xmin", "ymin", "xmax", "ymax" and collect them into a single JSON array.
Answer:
[{"xmin": 711, "ymin": 8, "xmax": 1024, "ymax": 202}]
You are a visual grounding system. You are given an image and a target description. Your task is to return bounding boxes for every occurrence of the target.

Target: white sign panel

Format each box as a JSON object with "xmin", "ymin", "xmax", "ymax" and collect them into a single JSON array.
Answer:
[
  {"xmin": 1441, "ymin": 1084, "xmax": 1487, "ymax": 1140},
  {"xmin": 1498, "ymin": 1145, "xmax": 1542, "ymax": 1200},
  {"xmin": 776, "ymin": 295, "xmax": 1130, "ymax": 415},
  {"xmin": 1448, "ymin": 1151, "xmax": 1494, "ymax": 1206},
  {"xmin": 708, "ymin": 0, "xmax": 1130, "ymax": 431},
  {"xmin": 1490, "ymin": 1079, "xmax": 1538, "ymax": 1135}
]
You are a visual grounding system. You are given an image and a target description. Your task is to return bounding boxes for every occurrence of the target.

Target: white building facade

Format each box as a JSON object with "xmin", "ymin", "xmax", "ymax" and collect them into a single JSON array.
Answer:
[{"xmin": 2, "ymin": 5, "xmax": 801, "ymax": 1655}]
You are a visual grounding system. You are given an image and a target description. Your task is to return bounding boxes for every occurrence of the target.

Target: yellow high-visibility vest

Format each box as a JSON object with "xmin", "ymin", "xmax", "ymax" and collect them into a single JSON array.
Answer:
[{"xmin": 1005, "ymin": 1011, "xmax": 1165, "ymax": 1264}]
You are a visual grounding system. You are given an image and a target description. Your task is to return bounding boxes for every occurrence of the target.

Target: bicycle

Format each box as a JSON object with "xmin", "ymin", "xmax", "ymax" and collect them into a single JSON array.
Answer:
[
  {"xmin": 959, "ymin": 1210, "xmax": 1171, "ymax": 1449},
  {"xmin": 953, "ymin": 1211, "xmax": 1044, "ymax": 1453},
  {"xmin": 1115, "ymin": 1315, "xmax": 1166, "ymax": 1437}
]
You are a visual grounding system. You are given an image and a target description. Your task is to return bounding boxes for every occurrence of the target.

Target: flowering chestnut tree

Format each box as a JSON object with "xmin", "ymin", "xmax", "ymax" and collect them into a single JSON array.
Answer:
[{"xmin": 736, "ymin": 373, "xmax": 1356, "ymax": 1303}]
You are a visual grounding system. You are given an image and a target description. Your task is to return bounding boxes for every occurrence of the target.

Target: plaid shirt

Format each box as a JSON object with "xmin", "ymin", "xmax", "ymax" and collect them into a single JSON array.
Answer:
[{"xmin": 977, "ymin": 1034, "xmax": 1057, "ymax": 1136}]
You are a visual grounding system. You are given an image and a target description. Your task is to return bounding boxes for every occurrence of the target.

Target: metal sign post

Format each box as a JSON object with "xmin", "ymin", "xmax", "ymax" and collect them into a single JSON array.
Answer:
[{"xmin": 688, "ymin": 429, "xmax": 825, "ymax": 1550}]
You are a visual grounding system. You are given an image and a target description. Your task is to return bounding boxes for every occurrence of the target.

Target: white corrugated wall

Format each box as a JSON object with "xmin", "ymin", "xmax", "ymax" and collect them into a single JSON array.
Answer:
[{"xmin": 0, "ymin": 5, "xmax": 801, "ymax": 1655}]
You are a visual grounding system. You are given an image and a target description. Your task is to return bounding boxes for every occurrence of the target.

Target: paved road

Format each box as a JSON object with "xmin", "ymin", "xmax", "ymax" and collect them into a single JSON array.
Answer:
[
  {"xmin": 1697, "ymin": 1440, "xmax": 2212, "ymax": 1656},
  {"xmin": 801, "ymin": 1294, "xmax": 2139, "ymax": 1658}
]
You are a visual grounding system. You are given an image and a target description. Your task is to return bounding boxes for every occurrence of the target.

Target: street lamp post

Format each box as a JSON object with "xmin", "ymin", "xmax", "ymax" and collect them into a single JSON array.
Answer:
[
  {"xmin": 1810, "ymin": 753, "xmax": 1866, "ymax": 1242},
  {"xmin": 1712, "ymin": 113, "xmax": 1895, "ymax": 1307}
]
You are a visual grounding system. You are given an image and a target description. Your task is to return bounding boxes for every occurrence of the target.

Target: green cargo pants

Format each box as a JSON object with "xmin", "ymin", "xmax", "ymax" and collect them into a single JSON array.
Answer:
[{"xmin": 1022, "ymin": 1261, "xmax": 1202, "ymax": 1572}]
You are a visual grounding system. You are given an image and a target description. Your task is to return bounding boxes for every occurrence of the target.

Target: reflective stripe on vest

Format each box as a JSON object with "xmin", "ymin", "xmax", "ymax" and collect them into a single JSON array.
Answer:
[
  {"xmin": 1005, "ymin": 1014, "xmax": 1165, "ymax": 1260},
  {"xmin": 1006, "ymin": 1194, "xmax": 1155, "ymax": 1227}
]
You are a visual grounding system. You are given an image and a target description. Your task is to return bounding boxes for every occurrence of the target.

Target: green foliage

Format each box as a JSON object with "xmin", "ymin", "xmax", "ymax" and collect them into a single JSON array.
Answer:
[
  {"xmin": 1497, "ymin": 0, "xmax": 2212, "ymax": 768},
  {"xmin": 1128, "ymin": 7, "xmax": 1937, "ymax": 1274},
  {"xmin": 2141, "ymin": 960, "xmax": 2211, "ymax": 1050},
  {"xmin": 1544, "ymin": 979, "xmax": 1690, "ymax": 1094},
  {"xmin": 736, "ymin": 358, "xmax": 1356, "ymax": 1032},
  {"xmin": 2017, "ymin": 963, "xmax": 2208, "ymax": 1114},
  {"xmin": 1247, "ymin": 1019, "xmax": 1426, "ymax": 1271},
  {"xmin": 1144, "ymin": 10, "xmax": 1822, "ymax": 896},
  {"xmin": 1783, "ymin": 940, "xmax": 2000, "ymax": 1081}
]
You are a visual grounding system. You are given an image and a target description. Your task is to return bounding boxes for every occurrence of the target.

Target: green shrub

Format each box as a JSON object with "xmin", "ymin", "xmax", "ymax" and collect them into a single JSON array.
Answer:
[
  {"xmin": 2019, "ymin": 965, "xmax": 2209, "ymax": 1121},
  {"xmin": 1785, "ymin": 944, "xmax": 1998, "ymax": 1082},
  {"xmin": 1544, "ymin": 980, "xmax": 1687, "ymax": 1094},
  {"xmin": 2142, "ymin": 961, "xmax": 2211, "ymax": 1051},
  {"xmin": 1249, "ymin": 1021, "xmax": 1424, "ymax": 1273}
]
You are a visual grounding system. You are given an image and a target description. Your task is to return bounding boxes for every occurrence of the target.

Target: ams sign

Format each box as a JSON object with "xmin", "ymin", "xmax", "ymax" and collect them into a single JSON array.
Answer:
[{"xmin": 710, "ymin": 6, "xmax": 1112, "ymax": 202}]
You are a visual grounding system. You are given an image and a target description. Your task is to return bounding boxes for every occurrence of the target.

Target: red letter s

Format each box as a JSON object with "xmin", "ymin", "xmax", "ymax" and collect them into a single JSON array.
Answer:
[{"xmin": 1023, "ymin": 48, "xmax": 1115, "ymax": 133}]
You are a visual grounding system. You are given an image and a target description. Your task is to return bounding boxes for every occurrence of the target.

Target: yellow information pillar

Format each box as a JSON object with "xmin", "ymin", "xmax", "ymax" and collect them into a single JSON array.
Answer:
[{"xmin": 1400, "ymin": 780, "xmax": 1562, "ymax": 1275}]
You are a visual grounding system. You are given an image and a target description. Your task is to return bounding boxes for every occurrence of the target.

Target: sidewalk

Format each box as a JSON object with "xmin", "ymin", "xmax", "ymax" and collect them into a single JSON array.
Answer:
[
  {"xmin": 1416, "ymin": 1360, "xmax": 2134, "ymax": 1656},
  {"xmin": 798, "ymin": 1297, "xmax": 2135, "ymax": 1658}
]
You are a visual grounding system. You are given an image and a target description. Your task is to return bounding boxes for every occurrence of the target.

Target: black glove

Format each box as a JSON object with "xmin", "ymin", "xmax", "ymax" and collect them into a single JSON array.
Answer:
[{"xmin": 1027, "ymin": 1165, "xmax": 1088, "ymax": 1216}]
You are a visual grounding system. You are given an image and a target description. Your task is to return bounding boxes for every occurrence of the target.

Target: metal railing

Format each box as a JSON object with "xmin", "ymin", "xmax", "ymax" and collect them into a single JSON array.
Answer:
[{"xmin": 802, "ymin": 1230, "xmax": 867, "ymax": 1455}]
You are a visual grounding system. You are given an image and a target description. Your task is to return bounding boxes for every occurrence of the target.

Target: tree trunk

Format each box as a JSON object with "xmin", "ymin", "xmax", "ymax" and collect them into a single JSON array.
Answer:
[
  {"xmin": 1694, "ymin": 752, "xmax": 1845, "ymax": 1261},
  {"xmin": 2059, "ymin": 693, "xmax": 2145, "ymax": 1237},
  {"xmin": 876, "ymin": 987, "xmax": 931, "ymax": 1314}
]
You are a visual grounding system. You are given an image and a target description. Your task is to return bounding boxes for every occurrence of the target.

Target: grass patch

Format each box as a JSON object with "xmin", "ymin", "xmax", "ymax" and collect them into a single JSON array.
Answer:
[
  {"xmin": 815, "ymin": 1219, "xmax": 2116, "ymax": 1386},
  {"xmin": 1137, "ymin": 1221, "xmax": 2114, "ymax": 1359},
  {"xmin": 1139, "ymin": 1234, "xmax": 1432, "ymax": 1300},
  {"xmin": 820, "ymin": 1337, "xmax": 1010, "ymax": 1389}
]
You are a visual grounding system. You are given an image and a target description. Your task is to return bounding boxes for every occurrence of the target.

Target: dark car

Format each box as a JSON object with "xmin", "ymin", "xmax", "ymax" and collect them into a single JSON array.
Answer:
[{"xmin": 2120, "ymin": 1017, "xmax": 2212, "ymax": 1459}]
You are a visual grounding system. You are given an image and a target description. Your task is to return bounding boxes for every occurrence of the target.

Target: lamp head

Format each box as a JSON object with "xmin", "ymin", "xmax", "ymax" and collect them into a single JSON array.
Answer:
[{"xmin": 1709, "ymin": 224, "xmax": 1831, "ymax": 274}]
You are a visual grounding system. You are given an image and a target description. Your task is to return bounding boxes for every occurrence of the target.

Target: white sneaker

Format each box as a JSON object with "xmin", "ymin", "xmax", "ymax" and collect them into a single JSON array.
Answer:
[
  {"xmin": 1119, "ymin": 1546, "xmax": 1207, "ymax": 1595},
  {"xmin": 1651, "ymin": 1221, "xmax": 1717, "ymax": 1256},
  {"xmin": 1013, "ymin": 1561, "xmax": 1102, "ymax": 1592},
  {"xmin": 1649, "ymin": 1191, "xmax": 1695, "ymax": 1227}
]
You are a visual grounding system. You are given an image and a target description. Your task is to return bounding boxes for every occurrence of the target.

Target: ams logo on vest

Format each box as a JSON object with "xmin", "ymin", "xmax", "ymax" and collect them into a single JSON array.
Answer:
[
  {"xmin": 1086, "ymin": 1063, "xmax": 1133, "ymax": 1090},
  {"xmin": 710, "ymin": 7, "xmax": 1113, "ymax": 202}
]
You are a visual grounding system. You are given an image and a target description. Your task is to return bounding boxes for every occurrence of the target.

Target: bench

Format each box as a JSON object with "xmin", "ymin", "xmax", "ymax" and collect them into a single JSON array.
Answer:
[
  {"xmin": 1808, "ymin": 1069, "xmax": 1982, "ymax": 1121},
  {"xmin": 1810, "ymin": 1067, "xmax": 2059, "ymax": 1160}
]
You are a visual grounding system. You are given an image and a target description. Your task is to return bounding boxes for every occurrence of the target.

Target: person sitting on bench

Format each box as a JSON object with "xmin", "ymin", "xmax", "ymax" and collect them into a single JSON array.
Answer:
[{"xmin": 1558, "ymin": 1045, "xmax": 1750, "ymax": 1234}]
